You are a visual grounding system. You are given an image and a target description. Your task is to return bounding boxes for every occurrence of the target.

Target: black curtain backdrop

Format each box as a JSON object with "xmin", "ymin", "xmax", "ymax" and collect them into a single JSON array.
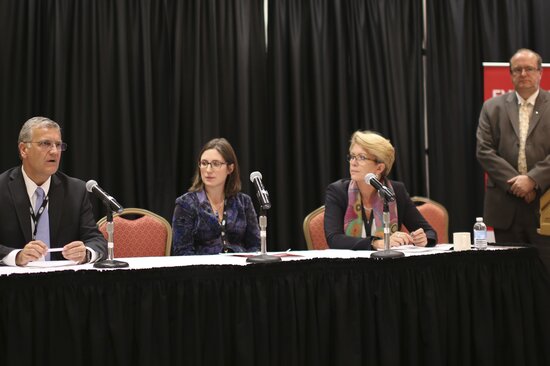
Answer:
[{"xmin": 1, "ymin": 0, "xmax": 550, "ymax": 249}]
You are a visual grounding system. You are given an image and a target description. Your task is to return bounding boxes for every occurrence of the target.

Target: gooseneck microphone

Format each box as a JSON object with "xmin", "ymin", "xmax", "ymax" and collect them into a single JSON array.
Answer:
[
  {"xmin": 246, "ymin": 171, "xmax": 280, "ymax": 263},
  {"xmin": 364, "ymin": 173, "xmax": 396, "ymax": 202},
  {"xmin": 250, "ymin": 171, "xmax": 271, "ymax": 210},
  {"xmin": 86, "ymin": 180, "xmax": 123, "ymax": 213}
]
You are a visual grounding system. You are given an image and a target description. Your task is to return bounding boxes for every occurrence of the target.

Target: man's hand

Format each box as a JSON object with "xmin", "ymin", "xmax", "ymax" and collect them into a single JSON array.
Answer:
[
  {"xmin": 507, "ymin": 175, "xmax": 536, "ymax": 198},
  {"xmin": 62, "ymin": 241, "xmax": 88, "ymax": 264},
  {"xmin": 524, "ymin": 190, "xmax": 537, "ymax": 204},
  {"xmin": 15, "ymin": 241, "xmax": 48, "ymax": 266}
]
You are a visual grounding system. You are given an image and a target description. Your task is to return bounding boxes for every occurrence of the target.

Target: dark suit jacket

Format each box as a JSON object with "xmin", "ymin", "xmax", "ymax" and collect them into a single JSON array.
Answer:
[
  {"xmin": 0, "ymin": 166, "xmax": 107, "ymax": 260},
  {"xmin": 476, "ymin": 89, "xmax": 550, "ymax": 229},
  {"xmin": 324, "ymin": 178, "xmax": 437, "ymax": 250}
]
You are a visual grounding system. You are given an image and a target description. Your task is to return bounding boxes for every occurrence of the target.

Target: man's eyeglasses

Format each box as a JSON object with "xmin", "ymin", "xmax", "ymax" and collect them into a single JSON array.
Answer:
[
  {"xmin": 511, "ymin": 66, "xmax": 540, "ymax": 75},
  {"xmin": 26, "ymin": 140, "xmax": 68, "ymax": 151},
  {"xmin": 346, "ymin": 154, "xmax": 378, "ymax": 164},
  {"xmin": 199, "ymin": 160, "xmax": 227, "ymax": 169}
]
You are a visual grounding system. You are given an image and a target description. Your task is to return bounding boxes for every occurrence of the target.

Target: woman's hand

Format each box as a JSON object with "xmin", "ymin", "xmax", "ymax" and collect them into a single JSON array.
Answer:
[
  {"xmin": 410, "ymin": 228, "xmax": 428, "ymax": 247},
  {"xmin": 390, "ymin": 231, "xmax": 413, "ymax": 247}
]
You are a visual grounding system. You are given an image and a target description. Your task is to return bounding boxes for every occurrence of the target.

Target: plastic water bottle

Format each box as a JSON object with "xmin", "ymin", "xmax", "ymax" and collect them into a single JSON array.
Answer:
[{"xmin": 473, "ymin": 217, "xmax": 488, "ymax": 250}]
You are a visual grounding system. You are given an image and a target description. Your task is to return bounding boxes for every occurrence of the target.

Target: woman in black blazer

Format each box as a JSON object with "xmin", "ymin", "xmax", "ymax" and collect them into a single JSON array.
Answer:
[{"xmin": 324, "ymin": 130, "xmax": 437, "ymax": 250}]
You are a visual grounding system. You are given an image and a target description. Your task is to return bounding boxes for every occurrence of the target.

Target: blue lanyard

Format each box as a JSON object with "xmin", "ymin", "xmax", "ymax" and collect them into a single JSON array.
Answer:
[{"xmin": 29, "ymin": 196, "xmax": 49, "ymax": 239}]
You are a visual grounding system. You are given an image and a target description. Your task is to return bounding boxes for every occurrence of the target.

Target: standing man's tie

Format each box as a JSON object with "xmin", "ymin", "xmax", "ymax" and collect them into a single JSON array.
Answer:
[
  {"xmin": 518, "ymin": 101, "xmax": 532, "ymax": 174},
  {"xmin": 34, "ymin": 187, "xmax": 50, "ymax": 260}
]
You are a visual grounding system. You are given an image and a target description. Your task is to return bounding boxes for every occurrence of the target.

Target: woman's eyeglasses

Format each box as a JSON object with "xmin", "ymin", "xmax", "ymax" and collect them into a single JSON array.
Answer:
[
  {"xmin": 346, "ymin": 154, "xmax": 378, "ymax": 164},
  {"xmin": 199, "ymin": 160, "xmax": 227, "ymax": 169}
]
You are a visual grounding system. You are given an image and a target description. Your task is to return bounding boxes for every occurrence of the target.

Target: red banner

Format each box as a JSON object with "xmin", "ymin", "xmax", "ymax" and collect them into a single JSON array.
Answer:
[{"xmin": 483, "ymin": 62, "xmax": 550, "ymax": 101}]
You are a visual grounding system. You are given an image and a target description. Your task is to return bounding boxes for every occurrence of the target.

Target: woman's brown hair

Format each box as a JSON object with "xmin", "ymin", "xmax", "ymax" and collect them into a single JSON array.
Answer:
[{"xmin": 189, "ymin": 138, "xmax": 241, "ymax": 197}]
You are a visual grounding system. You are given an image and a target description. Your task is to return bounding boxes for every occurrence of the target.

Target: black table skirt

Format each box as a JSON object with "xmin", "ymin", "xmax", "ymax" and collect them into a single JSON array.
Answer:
[{"xmin": 1, "ymin": 248, "xmax": 549, "ymax": 366}]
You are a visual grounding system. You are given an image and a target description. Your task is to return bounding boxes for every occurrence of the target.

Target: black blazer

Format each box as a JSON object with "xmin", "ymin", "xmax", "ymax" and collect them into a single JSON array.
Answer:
[
  {"xmin": 0, "ymin": 166, "xmax": 107, "ymax": 260},
  {"xmin": 324, "ymin": 178, "xmax": 437, "ymax": 250}
]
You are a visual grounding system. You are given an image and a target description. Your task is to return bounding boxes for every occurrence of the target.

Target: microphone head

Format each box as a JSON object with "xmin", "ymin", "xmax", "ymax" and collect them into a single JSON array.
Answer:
[
  {"xmin": 250, "ymin": 171, "xmax": 262, "ymax": 182},
  {"xmin": 365, "ymin": 173, "xmax": 376, "ymax": 184},
  {"xmin": 85, "ymin": 180, "xmax": 98, "ymax": 192}
]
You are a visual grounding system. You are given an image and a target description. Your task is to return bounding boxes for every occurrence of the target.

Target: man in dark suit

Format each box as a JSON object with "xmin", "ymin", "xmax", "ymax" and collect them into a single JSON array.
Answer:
[
  {"xmin": 0, "ymin": 116, "xmax": 107, "ymax": 266},
  {"xmin": 477, "ymin": 48, "xmax": 550, "ymax": 271}
]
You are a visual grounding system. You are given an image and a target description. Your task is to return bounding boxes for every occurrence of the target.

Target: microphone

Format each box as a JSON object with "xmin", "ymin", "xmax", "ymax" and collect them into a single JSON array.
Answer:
[
  {"xmin": 86, "ymin": 180, "xmax": 124, "ymax": 213},
  {"xmin": 365, "ymin": 173, "xmax": 396, "ymax": 202},
  {"xmin": 250, "ymin": 171, "xmax": 271, "ymax": 210}
]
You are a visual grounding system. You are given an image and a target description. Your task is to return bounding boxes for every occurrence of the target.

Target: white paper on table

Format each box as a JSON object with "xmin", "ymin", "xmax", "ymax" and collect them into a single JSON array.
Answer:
[{"xmin": 25, "ymin": 261, "xmax": 79, "ymax": 268}]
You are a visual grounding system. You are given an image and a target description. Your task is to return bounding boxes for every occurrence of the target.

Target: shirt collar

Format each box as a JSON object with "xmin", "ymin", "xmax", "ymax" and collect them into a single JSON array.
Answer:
[
  {"xmin": 516, "ymin": 89, "xmax": 540, "ymax": 106},
  {"xmin": 21, "ymin": 166, "xmax": 52, "ymax": 202}
]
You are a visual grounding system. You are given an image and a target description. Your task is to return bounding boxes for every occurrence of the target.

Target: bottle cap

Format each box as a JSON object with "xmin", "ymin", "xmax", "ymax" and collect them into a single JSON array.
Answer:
[{"xmin": 476, "ymin": 217, "xmax": 483, "ymax": 221}]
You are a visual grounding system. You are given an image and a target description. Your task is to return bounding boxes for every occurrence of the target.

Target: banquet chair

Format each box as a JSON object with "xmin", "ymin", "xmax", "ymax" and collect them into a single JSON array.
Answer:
[
  {"xmin": 303, "ymin": 205, "xmax": 329, "ymax": 250},
  {"xmin": 409, "ymin": 196, "xmax": 449, "ymax": 244},
  {"xmin": 97, "ymin": 208, "xmax": 172, "ymax": 257}
]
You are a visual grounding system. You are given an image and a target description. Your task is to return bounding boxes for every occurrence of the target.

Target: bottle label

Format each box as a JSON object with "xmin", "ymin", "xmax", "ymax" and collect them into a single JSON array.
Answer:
[{"xmin": 474, "ymin": 231, "xmax": 486, "ymax": 240}]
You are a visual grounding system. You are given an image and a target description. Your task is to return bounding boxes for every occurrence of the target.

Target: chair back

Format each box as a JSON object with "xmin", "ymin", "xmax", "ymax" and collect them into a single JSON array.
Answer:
[
  {"xmin": 97, "ymin": 208, "xmax": 172, "ymax": 257},
  {"xmin": 303, "ymin": 206, "xmax": 329, "ymax": 250},
  {"xmin": 410, "ymin": 196, "xmax": 449, "ymax": 244}
]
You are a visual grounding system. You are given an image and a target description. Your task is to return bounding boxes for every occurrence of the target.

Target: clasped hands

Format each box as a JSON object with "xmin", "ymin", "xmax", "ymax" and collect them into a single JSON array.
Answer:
[
  {"xmin": 15, "ymin": 241, "xmax": 88, "ymax": 266},
  {"xmin": 507, "ymin": 175, "xmax": 536, "ymax": 203},
  {"xmin": 372, "ymin": 228, "xmax": 428, "ymax": 250}
]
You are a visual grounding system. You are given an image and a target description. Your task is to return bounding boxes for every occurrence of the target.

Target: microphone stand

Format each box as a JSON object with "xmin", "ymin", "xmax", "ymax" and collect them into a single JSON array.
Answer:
[
  {"xmin": 370, "ymin": 192, "xmax": 404, "ymax": 259},
  {"xmin": 94, "ymin": 208, "xmax": 129, "ymax": 268},
  {"xmin": 247, "ymin": 208, "xmax": 281, "ymax": 263}
]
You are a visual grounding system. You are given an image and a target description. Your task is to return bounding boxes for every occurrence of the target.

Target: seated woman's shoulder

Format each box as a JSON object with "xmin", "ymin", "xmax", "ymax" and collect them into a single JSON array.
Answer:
[
  {"xmin": 234, "ymin": 191, "xmax": 253, "ymax": 204},
  {"xmin": 389, "ymin": 179, "xmax": 405, "ymax": 190},
  {"xmin": 327, "ymin": 178, "xmax": 351, "ymax": 190},
  {"xmin": 175, "ymin": 191, "xmax": 200, "ymax": 206}
]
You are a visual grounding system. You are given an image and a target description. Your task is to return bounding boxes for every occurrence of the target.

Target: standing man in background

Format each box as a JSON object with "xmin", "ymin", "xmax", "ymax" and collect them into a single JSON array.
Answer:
[
  {"xmin": 477, "ymin": 48, "xmax": 550, "ymax": 272},
  {"xmin": 0, "ymin": 116, "xmax": 107, "ymax": 266}
]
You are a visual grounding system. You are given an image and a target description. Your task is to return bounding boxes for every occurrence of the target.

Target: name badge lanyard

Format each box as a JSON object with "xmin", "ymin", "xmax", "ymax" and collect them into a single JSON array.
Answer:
[
  {"xmin": 29, "ymin": 196, "xmax": 49, "ymax": 240},
  {"xmin": 361, "ymin": 204, "xmax": 372, "ymax": 235}
]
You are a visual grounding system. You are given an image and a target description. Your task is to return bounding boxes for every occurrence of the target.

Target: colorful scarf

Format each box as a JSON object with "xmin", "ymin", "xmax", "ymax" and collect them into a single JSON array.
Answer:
[{"xmin": 343, "ymin": 179, "xmax": 398, "ymax": 238}]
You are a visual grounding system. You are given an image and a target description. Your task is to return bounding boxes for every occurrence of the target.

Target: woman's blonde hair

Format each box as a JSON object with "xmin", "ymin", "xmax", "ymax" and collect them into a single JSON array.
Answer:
[{"xmin": 349, "ymin": 130, "xmax": 395, "ymax": 177}]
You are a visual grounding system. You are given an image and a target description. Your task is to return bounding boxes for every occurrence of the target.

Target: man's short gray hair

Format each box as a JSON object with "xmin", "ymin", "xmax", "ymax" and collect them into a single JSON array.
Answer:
[{"xmin": 18, "ymin": 116, "xmax": 61, "ymax": 143}]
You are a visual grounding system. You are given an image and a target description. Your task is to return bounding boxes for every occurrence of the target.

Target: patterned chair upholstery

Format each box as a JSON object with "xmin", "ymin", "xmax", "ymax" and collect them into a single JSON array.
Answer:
[
  {"xmin": 303, "ymin": 206, "xmax": 329, "ymax": 250},
  {"xmin": 97, "ymin": 208, "xmax": 172, "ymax": 257},
  {"xmin": 409, "ymin": 196, "xmax": 449, "ymax": 244}
]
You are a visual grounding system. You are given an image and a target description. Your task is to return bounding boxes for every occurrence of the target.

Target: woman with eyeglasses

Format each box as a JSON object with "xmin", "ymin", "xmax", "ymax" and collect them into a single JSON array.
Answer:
[
  {"xmin": 324, "ymin": 130, "xmax": 437, "ymax": 250},
  {"xmin": 171, "ymin": 138, "xmax": 260, "ymax": 255}
]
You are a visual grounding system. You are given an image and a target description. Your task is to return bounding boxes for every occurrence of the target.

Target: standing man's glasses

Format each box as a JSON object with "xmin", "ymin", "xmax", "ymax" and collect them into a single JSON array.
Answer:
[{"xmin": 511, "ymin": 66, "xmax": 540, "ymax": 75}]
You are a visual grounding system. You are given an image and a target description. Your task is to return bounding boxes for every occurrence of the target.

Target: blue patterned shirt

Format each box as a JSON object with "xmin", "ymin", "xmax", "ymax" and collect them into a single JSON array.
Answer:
[{"xmin": 171, "ymin": 190, "xmax": 261, "ymax": 255}]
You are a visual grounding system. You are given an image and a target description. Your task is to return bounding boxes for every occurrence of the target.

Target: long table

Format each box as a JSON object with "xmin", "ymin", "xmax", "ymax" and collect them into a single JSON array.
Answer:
[{"xmin": 1, "ymin": 247, "xmax": 549, "ymax": 366}]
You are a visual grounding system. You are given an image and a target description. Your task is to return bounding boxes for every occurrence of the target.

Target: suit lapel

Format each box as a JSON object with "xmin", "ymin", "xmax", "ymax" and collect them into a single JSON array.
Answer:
[
  {"xmin": 48, "ymin": 174, "xmax": 64, "ymax": 247},
  {"xmin": 527, "ymin": 90, "xmax": 549, "ymax": 137},
  {"xmin": 505, "ymin": 93, "xmax": 520, "ymax": 138},
  {"xmin": 8, "ymin": 167, "xmax": 33, "ymax": 243}
]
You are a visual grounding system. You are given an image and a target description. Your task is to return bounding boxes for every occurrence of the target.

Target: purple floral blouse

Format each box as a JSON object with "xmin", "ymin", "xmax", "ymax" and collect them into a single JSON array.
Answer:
[{"xmin": 171, "ymin": 190, "xmax": 260, "ymax": 255}]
